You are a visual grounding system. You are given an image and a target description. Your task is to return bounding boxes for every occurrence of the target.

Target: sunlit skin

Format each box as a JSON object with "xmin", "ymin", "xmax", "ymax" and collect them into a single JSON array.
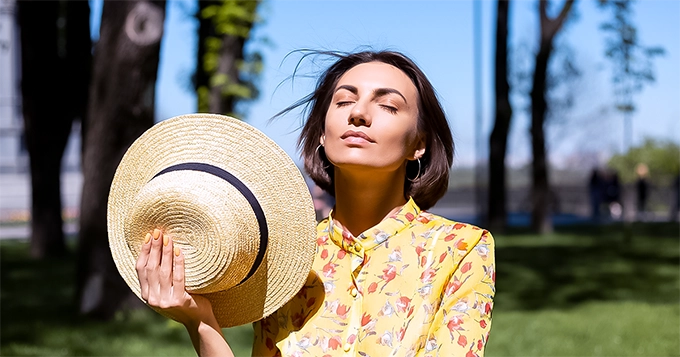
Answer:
[
  {"xmin": 136, "ymin": 228, "xmax": 234, "ymax": 357},
  {"xmin": 135, "ymin": 61, "xmax": 427, "ymax": 357},
  {"xmin": 322, "ymin": 61, "xmax": 425, "ymax": 236}
]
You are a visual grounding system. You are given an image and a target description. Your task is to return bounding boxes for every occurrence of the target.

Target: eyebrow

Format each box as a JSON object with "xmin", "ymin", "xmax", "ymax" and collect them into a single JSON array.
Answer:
[{"xmin": 335, "ymin": 84, "xmax": 408, "ymax": 104}]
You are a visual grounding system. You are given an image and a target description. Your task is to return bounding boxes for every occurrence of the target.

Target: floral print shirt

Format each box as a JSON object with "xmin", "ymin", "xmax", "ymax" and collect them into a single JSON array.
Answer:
[{"xmin": 252, "ymin": 198, "xmax": 495, "ymax": 357}]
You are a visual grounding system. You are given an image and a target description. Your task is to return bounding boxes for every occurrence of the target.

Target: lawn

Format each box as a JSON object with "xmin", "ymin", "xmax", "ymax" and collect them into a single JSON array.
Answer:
[
  {"xmin": 1, "ymin": 222, "xmax": 678, "ymax": 356},
  {"xmin": 487, "ymin": 222, "xmax": 680, "ymax": 356}
]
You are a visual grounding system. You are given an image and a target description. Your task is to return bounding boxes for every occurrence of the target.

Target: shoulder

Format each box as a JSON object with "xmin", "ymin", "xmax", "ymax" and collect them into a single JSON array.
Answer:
[
  {"xmin": 415, "ymin": 211, "xmax": 495, "ymax": 249},
  {"xmin": 417, "ymin": 211, "xmax": 491, "ymax": 236}
]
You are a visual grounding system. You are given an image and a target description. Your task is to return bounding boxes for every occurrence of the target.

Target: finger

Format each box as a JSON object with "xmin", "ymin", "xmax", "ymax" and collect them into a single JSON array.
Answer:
[
  {"xmin": 147, "ymin": 228, "xmax": 162, "ymax": 266},
  {"xmin": 160, "ymin": 231, "xmax": 174, "ymax": 294},
  {"xmin": 136, "ymin": 232, "xmax": 152, "ymax": 300},
  {"xmin": 173, "ymin": 245, "xmax": 186, "ymax": 299},
  {"xmin": 146, "ymin": 228, "xmax": 163, "ymax": 303}
]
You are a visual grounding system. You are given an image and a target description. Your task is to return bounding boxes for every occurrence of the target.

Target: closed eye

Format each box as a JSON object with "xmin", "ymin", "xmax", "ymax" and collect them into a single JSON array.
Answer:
[
  {"xmin": 380, "ymin": 105, "xmax": 398, "ymax": 114},
  {"xmin": 336, "ymin": 101, "xmax": 354, "ymax": 107}
]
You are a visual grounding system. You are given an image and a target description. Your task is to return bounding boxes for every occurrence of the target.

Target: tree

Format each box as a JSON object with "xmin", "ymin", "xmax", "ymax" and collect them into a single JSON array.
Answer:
[
  {"xmin": 608, "ymin": 138, "xmax": 679, "ymax": 185},
  {"xmin": 598, "ymin": 0, "xmax": 664, "ymax": 153},
  {"xmin": 17, "ymin": 0, "xmax": 91, "ymax": 258},
  {"xmin": 76, "ymin": 0, "xmax": 166, "ymax": 319},
  {"xmin": 195, "ymin": 0, "xmax": 262, "ymax": 116},
  {"xmin": 529, "ymin": 0, "xmax": 576, "ymax": 234},
  {"xmin": 487, "ymin": 0, "xmax": 513, "ymax": 232}
]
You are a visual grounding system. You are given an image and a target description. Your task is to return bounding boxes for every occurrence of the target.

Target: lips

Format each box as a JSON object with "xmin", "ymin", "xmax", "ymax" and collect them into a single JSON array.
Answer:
[{"xmin": 340, "ymin": 130, "xmax": 375, "ymax": 143}]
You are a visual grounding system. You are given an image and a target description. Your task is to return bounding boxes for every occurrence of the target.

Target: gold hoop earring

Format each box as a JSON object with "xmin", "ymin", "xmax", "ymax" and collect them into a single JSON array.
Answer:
[
  {"xmin": 407, "ymin": 158, "xmax": 421, "ymax": 182},
  {"xmin": 316, "ymin": 144, "xmax": 330, "ymax": 170}
]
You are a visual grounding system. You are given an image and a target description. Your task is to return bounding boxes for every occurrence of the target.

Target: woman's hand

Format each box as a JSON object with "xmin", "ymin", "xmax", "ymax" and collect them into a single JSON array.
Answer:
[
  {"xmin": 135, "ymin": 228, "xmax": 215, "ymax": 328},
  {"xmin": 136, "ymin": 229, "xmax": 234, "ymax": 356}
]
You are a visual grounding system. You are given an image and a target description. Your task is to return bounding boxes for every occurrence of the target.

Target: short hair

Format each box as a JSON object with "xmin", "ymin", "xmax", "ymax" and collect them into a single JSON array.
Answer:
[{"xmin": 278, "ymin": 50, "xmax": 454, "ymax": 210}]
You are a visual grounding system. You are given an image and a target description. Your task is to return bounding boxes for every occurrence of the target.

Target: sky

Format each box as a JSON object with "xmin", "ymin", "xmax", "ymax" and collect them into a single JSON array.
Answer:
[{"xmin": 92, "ymin": 0, "xmax": 680, "ymax": 169}]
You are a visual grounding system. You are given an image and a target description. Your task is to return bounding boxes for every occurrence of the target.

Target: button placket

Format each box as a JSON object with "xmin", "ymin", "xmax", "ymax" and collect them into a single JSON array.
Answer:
[
  {"xmin": 343, "ymin": 239, "xmax": 367, "ymax": 354},
  {"xmin": 296, "ymin": 201, "xmax": 425, "ymax": 355}
]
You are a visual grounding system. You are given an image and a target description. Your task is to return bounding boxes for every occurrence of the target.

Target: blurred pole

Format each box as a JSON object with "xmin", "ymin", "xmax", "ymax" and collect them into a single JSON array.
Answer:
[
  {"xmin": 623, "ymin": 101, "xmax": 632, "ymax": 154},
  {"xmin": 624, "ymin": 112, "xmax": 631, "ymax": 153},
  {"xmin": 473, "ymin": 0, "xmax": 483, "ymax": 223}
]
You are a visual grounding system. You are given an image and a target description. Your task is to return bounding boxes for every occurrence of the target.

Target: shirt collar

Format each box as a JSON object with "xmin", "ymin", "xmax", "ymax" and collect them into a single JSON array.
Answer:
[{"xmin": 327, "ymin": 197, "xmax": 421, "ymax": 252}]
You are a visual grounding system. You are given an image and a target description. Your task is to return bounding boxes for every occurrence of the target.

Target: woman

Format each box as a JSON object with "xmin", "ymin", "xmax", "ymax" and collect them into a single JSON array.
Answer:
[{"xmin": 137, "ymin": 50, "xmax": 495, "ymax": 357}]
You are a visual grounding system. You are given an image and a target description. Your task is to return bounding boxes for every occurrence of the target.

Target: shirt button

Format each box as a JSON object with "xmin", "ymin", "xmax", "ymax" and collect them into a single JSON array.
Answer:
[
  {"xmin": 343, "ymin": 343, "xmax": 351, "ymax": 352},
  {"xmin": 350, "ymin": 287, "xmax": 358, "ymax": 297},
  {"xmin": 353, "ymin": 245, "xmax": 361, "ymax": 253}
]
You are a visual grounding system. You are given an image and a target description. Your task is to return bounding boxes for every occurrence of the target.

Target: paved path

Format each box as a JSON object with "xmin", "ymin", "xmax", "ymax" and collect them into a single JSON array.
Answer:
[
  {"xmin": 0, "ymin": 172, "xmax": 82, "ymax": 211},
  {"xmin": 0, "ymin": 222, "xmax": 78, "ymax": 240},
  {"xmin": 0, "ymin": 171, "xmax": 82, "ymax": 240}
]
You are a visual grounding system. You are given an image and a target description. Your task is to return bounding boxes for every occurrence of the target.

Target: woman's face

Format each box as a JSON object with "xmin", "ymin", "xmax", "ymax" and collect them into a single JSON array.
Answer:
[{"xmin": 321, "ymin": 61, "xmax": 425, "ymax": 174}]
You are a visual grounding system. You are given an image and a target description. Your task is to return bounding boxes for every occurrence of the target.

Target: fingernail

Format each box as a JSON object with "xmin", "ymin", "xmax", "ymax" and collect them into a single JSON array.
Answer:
[
  {"xmin": 144, "ymin": 233, "xmax": 151, "ymax": 244},
  {"xmin": 163, "ymin": 235, "xmax": 169, "ymax": 246},
  {"xmin": 174, "ymin": 247, "xmax": 180, "ymax": 256},
  {"xmin": 153, "ymin": 228, "xmax": 160, "ymax": 239}
]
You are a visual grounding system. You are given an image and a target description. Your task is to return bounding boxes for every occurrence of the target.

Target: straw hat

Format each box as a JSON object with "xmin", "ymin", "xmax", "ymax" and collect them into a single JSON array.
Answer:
[{"xmin": 108, "ymin": 113, "xmax": 317, "ymax": 327}]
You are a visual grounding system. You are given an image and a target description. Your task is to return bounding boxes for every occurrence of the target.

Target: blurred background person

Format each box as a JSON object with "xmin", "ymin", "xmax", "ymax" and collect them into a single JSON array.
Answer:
[
  {"xmin": 603, "ymin": 169, "xmax": 622, "ymax": 220},
  {"xmin": 635, "ymin": 163, "xmax": 650, "ymax": 220},
  {"xmin": 589, "ymin": 167, "xmax": 603, "ymax": 221}
]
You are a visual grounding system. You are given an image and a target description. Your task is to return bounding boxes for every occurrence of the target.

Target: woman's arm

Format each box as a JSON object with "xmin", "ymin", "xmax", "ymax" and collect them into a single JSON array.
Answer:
[
  {"xmin": 136, "ymin": 229, "xmax": 235, "ymax": 357},
  {"xmin": 418, "ymin": 230, "xmax": 495, "ymax": 357}
]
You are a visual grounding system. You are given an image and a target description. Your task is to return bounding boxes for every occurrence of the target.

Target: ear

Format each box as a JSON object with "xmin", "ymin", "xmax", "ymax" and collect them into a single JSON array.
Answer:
[
  {"xmin": 410, "ymin": 136, "xmax": 426, "ymax": 160},
  {"xmin": 320, "ymin": 134, "xmax": 325, "ymax": 146}
]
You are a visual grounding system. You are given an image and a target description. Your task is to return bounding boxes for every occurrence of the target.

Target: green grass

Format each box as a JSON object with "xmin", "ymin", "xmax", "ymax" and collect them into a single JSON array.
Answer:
[
  {"xmin": 0, "ymin": 239, "xmax": 252, "ymax": 357},
  {"xmin": 487, "ymin": 301, "xmax": 679, "ymax": 356},
  {"xmin": 1, "ymin": 222, "xmax": 678, "ymax": 356},
  {"xmin": 487, "ymin": 222, "xmax": 680, "ymax": 356}
]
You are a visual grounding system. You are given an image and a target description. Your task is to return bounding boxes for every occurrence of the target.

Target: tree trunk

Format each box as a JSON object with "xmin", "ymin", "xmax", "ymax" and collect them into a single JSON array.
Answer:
[
  {"xmin": 64, "ymin": 1, "xmax": 93, "ymax": 126},
  {"xmin": 208, "ymin": 33, "xmax": 244, "ymax": 114},
  {"xmin": 17, "ymin": 0, "xmax": 91, "ymax": 258},
  {"xmin": 487, "ymin": 0, "xmax": 512, "ymax": 233},
  {"xmin": 530, "ymin": 42, "xmax": 553, "ymax": 234},
  {"xmin": 196, "ymin": 1, "xmax": 244, "ymax": 115},
  {"xmin": 76, "ymin": 0, "xmax": 165, "ymax": 319},
  {"xmin": 196, "ymin": 0, "xmax": 259, "ymax": 116},
  {"xmin": 195, "ymin": 0, "xmax": 217, "ymax": 112},
  {"xmin": 529, "ymin": 0, "xmax": 575, "ymax": 234}
]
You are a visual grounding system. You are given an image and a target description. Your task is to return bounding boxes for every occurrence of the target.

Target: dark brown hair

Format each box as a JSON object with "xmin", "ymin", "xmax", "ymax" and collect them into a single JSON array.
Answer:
[{"xmin": 277, "ymin": 50, "xmax": 454, "ymax": 210}]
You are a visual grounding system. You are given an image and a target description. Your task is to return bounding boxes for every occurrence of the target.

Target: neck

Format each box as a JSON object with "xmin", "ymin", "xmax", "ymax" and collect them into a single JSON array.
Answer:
[{"xmin": 332, "ymin": 167, "xmax": 407, "ymax": 237}]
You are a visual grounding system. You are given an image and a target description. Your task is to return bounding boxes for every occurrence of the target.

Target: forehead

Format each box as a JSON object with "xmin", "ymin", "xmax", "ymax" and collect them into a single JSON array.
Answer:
[{"xmin": 336, "ymin": 62, "xmax": 417, "ymax": 97}]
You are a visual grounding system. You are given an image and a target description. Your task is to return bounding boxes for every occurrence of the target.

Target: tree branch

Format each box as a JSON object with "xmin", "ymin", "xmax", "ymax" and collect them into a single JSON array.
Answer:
[
  {"xmin": 540, "ymin": 0, "xmax": 576, "ymax": 41},
  {"xmin": 539, "ymin": 0, "xmax": 548, "ymax": 22},
  {"xmin": 554, "ymin": 0, "xmax": 576, "ymax": 32}
]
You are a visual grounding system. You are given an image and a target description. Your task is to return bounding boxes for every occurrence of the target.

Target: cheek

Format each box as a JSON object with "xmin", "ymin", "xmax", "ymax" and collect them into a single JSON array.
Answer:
[
  {"xmin": 403, "ymin": 115, "xmax": 422, "ymax": 150},
  {"xmin": 324, "ymin": 109, "xmax": 344, "ymax": 136},
  {"xmin": 383, "ymin": 120, "xmax": 419, "ymax": 148}
]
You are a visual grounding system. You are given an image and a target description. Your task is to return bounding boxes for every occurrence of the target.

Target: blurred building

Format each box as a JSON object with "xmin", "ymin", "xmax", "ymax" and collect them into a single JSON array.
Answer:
[
  {"xmin": 0, "ymin": 0, "xmax": 81, "ymax": 229},
  {"xmin": 0, "ymin": 0, "xmax": 26, "ymax": 173},
  {"xmin": 0, "ymin": 0, "xmax": 80, "ymax": 174}
]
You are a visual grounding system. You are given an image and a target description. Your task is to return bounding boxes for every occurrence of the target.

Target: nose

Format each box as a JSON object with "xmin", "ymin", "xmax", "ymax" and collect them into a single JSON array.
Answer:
[{"xmin": 348, "ymin": 101, "xmax": 371, "ymax": 126}]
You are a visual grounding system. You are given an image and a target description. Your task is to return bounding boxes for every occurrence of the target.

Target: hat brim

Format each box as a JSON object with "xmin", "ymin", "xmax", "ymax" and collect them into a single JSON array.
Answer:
[{"xmin": 108, "ymin": 114, "xmax": 317, "ymax": 327}]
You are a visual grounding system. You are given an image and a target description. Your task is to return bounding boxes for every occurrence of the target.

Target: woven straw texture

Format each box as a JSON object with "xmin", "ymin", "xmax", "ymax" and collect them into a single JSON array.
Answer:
[{"xmin": 107, "ymin": 114, "xmax": 317, "ymax": 327}]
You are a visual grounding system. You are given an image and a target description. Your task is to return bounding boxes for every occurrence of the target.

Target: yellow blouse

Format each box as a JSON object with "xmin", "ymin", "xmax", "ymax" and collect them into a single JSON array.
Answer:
[{"xmin": 252, "ymin": 198, "xmax": 495, "ymax": 357}]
